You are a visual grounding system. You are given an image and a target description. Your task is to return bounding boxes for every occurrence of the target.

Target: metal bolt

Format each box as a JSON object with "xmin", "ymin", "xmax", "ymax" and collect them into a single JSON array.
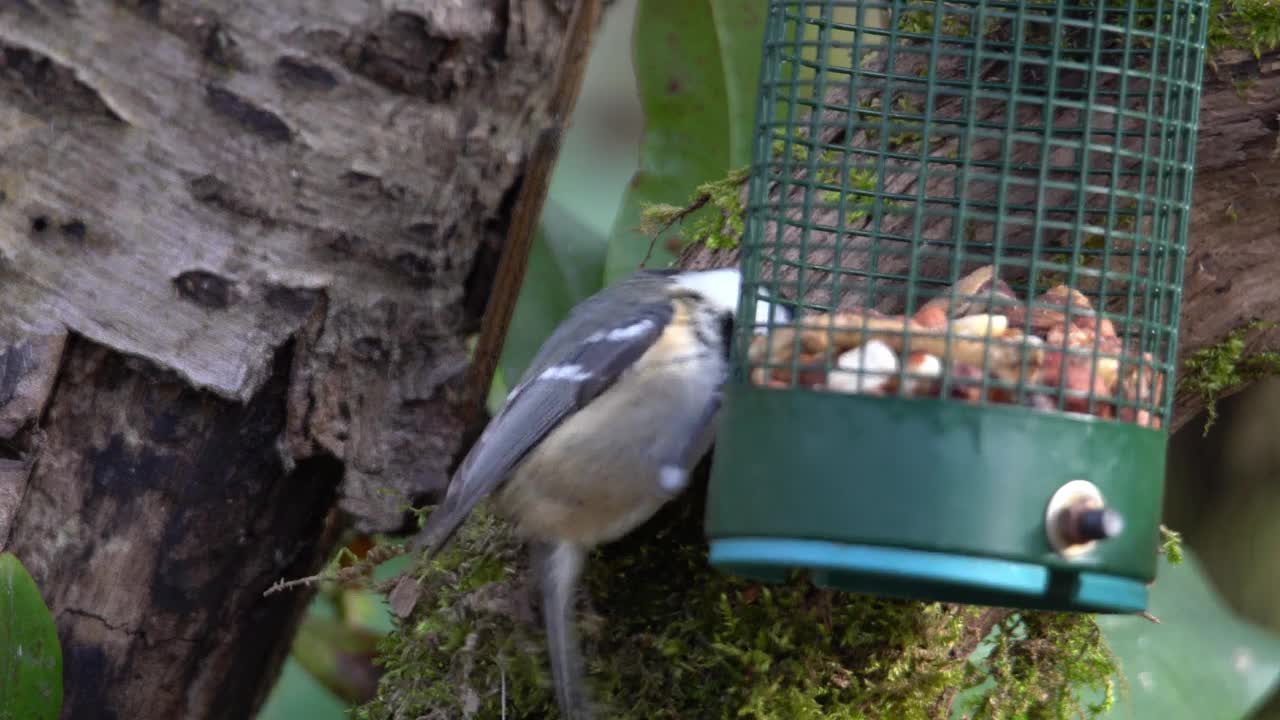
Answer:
[
  {"xmin": 1060, "ymin": 505, "xmax": 1125, "ymax": 545},
  {"xmin": 1044, "ymin": 479, "xmax": 1122, "ymax": 559}
]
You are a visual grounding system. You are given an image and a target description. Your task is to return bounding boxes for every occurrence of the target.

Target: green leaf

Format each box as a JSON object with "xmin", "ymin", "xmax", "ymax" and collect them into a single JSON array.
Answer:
[
  {"xmin": 708, "ymin": 0, "xmax": 768, "ymax": 168},
  {"xmin": 1090, "ymin": 549, "xmax": 1280, "ymax": 719},
  {"xmin": 290, "ymin": 615, "xmax": 384, "ymax": 706},
  {"xmin": 255, "ymin": 657, "xmax": 350, "ymax": 720},
  {"xmin": 603, "ymin": 0, "xmax": 766, "ymax": 281},
  {"xmin": 0, "ymin": 552, "xmax": 62, "ymax": 720},
  {"xmin": 496, "ymin": 200, "xmax": 608, "ymax": 390}
]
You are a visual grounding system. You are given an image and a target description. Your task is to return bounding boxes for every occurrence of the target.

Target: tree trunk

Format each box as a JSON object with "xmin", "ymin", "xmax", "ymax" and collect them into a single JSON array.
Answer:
[
  {"xmin": 1173, "ymin": 48, "xmax": 1280, "ymax": 429},
  {"xmin": 0, "ymin": 0, "xmax": 577, "ymax": 717}
]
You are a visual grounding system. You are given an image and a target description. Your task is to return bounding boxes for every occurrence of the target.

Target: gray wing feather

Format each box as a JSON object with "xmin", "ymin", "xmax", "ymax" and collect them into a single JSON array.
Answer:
[
  {"xmin": 519, "ymin": 269, "xmax": 678, "ymax": 383},
  {"xmin": 409, "ymin": 292, "xmax": 674, "ymax": 557}
]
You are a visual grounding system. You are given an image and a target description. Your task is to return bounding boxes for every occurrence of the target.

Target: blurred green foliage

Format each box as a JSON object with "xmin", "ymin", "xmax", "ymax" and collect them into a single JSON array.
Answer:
[
  {"xmin": 495, "ymin": 0, "xmax": 770, "ymax": 387},
  {"xmin": 602, "ymin": 0, "xmax": 763, "ymax": 280},
  {"xmin": 1162, "ymin": 379, "xmax": 1280, "ymax": 720},
  {"xmin": 946, "ymin": 550, "xmax": 1280, "ymax": 720},
  {"xmin": 257, "ymin": 548, "xmax": 412, "ymax": 720},
  {"xmin": 256, "ymin": 658, "xmax": 350, "ymax": 720},
  {"xmin": 1090, "ymin": 551, "xmax": 1280, "ymax": 720},
  {"xmin": 0, "ymin": 553, "xmax": 62, "ymax": 720}
]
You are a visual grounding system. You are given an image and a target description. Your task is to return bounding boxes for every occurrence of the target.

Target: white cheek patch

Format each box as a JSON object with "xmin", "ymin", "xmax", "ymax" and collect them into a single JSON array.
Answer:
[
  {"xmin": 658, "ymin": 464, "xmax": 689, "ymax": 494},
  {"xmin": 585, "ymin": 318, "xmax": 655, "ymax": 343},
  {"xmin": 672, "ymin": 268, "xmax": 793, "ymax": 335},
  {"xmin": 539, "ymin": 364, "xmax": 593, "ymax": 382},
  {"xmin": 672, "ymin": 269, "xmax": 742, "ymax": 315}
]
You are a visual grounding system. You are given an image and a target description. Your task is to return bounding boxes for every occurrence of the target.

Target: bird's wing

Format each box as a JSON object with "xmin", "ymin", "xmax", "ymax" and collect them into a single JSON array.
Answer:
[
  {"xmin": 409, "ymin": 298, "xmax": 674, "ymax": 557},
  {"xmin": 517, "ymin": 269, "xmax": 678, "ymax": 383}
]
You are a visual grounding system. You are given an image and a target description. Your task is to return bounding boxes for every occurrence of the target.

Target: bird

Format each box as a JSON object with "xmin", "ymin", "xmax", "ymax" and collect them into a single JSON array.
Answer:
[{"xmin": 405, "ymin": 266, "xmax": 789, "ymax": 719}]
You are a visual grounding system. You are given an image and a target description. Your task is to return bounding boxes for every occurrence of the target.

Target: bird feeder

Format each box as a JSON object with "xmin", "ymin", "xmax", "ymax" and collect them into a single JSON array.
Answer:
[{"xmin": 706, "ymin": 0, "xmax": 1210, "ymax": 613}]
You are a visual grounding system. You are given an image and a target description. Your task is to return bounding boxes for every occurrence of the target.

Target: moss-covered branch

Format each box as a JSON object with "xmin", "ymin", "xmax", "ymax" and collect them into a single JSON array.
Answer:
[
  {"xmin": 360, "ymin": 478, "xmax": 1117, "ymax": 720},
  {"xmin": 1177, "ymin": 320, "xmax": 1280, "ymax": 436},
  {"xmin": 1207, "ymin": 0, "xmax": 1280, "ymax": 58},
  {"xmin": 638, "ymin": 168, "xmax": 750, "ymax": 256}
]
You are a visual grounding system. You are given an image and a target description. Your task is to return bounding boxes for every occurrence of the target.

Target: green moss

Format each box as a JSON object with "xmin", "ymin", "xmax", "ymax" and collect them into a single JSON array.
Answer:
[
  {"xmin": 890, "ymin": 0, "xmax": 1280, "ymax": 58},
  {"xmin": 1208, "ymin": 0, "xmax": 1280, "ymax": 58},
  {"xmin": 638, "ymin": 136, "xmax": 912, "ymax": 254},
  {"xmin": 359, "ymin": 484, "xmax": 1118, "ymax": 719},
  {"xmin": 958, "ymin": 613, "xmax": 1117, "ymax": 720},
  {"xmin": 780, "ymin": 140, "xmax": 887, "ymax": 221},
  {"xmin": 1178, "ymin": 320, "xmax": 1280, "ymax": 436},
  {"xmin": 639, "ymin": 167, "xmax": 750, "ymax": 252},
  {"xmin": 354, "ymin": 510, "xmax": 555, "ymax": 720},
  {"xmin": 1034, "ymin": 233, "xmax": 1111, "ymax": 290},
  {"xmin": 1159, "ymin": 525, "xmax": 1185, "ymax": 565}
]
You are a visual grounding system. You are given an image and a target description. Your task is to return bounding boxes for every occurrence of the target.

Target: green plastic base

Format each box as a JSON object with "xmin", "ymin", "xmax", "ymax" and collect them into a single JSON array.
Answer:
[{"xmin": 705, "ymin": 384, "xmax": 1166, "ymax": 614}]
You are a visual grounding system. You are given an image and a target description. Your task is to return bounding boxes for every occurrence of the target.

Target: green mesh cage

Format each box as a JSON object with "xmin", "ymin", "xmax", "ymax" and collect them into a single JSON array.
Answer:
[{"xmin": 705, "ymin": 0, "xmax": 1210, "ymax": 613}]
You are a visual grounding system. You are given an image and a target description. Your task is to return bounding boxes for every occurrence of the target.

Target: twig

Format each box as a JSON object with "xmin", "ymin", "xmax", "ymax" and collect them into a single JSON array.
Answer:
[
  {"xmin": 263, "ymin": 573, "xmax": 327, "ymax": 597},
  {"xmin": 639, "ymin": 193, "xmax": 714, "ymax": 267},
  {"xmin": 262, "ymin": 541, "xmax": 409, "ymax": 597}
]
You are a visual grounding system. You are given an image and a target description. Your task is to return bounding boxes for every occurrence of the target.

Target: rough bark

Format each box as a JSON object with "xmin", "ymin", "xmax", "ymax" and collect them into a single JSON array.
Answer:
[
  {"xmin": 0, "ymin": 0, "xmax": 578, "ymax": 717},
  {"xmin": 1174, "ymin": 48, "xmax": 1280, "ymax": 428},
  {"xmin": 7, "ymin": 335, "xmax": 343, "ymax": 719},
  {"xmin": 679, "ymin": 45, "xmax": 1280, "ymax": 437}
]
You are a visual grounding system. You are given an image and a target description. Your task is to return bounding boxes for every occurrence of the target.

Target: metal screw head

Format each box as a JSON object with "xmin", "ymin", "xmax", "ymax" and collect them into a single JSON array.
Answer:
[
  {"xmin": 1072, "ymin": 508, "xmax": 1125, "ymax": 542},
  {"xmin": 1045, "ymin": 480, "xmax": 1124, "ymax": 559}
]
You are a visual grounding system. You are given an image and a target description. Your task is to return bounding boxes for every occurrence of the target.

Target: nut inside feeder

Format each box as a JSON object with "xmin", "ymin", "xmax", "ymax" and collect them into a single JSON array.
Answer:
[
  {"xmin": 748, "ymin": 264, "xmax": 1166, "ymax": 428},
  {"xmin": 703, "ymin": 0, "xmax": 1209, "ymax": 613}
]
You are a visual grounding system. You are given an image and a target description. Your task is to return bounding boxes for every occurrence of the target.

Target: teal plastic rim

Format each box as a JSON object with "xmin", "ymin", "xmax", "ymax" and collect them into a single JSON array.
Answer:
[{"xmin": 710, "ymin": 538, "xmax": 1149, "ymax": 613}]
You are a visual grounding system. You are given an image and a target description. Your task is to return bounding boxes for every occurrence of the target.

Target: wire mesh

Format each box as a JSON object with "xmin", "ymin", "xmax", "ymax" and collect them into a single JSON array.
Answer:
[{"xmin": 737, "ymin": 0, "xmax": 1209, "ymax": 430}]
